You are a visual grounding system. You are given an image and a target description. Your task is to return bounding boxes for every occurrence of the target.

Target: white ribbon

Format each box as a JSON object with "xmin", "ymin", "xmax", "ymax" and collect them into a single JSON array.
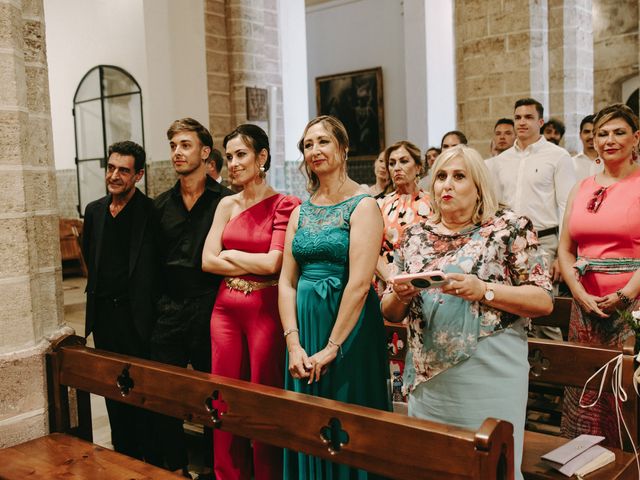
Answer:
[{"xmin": 578, "ymin": 353, "xmax": 640, "ymax": 477}]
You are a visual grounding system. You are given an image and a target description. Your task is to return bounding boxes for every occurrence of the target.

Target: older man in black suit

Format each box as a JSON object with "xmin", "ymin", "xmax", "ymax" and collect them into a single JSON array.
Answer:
[{"xmin": 82, "ymin": 140, "xmax": 160, "ymax": 462}]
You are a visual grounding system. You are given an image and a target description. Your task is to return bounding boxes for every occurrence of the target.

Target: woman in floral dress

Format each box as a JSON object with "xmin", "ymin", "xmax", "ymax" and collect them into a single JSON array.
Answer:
[{"xmin": 381, "ymin": 145, "xmax": 553, "ymax": 480}]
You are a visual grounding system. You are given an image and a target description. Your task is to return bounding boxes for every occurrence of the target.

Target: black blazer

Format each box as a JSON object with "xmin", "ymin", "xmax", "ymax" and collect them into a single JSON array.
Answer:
[{"xmin": 82, "ymin": 189, "xmax": 161, "ymax": 343}]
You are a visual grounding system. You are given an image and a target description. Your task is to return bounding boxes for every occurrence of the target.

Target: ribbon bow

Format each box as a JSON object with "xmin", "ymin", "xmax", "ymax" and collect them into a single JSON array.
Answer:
[{"xmin": 313, "ymin": 277, "xmax": 342, "ymax": 299}]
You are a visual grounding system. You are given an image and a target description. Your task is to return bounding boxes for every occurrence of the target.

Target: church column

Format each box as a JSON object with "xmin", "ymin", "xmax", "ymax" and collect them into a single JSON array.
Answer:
[
  {"xmin": 561, "ymin": 0, "xmax": 593, "ymax": 153},
  {"xmin": 204, "ymin": 0, "xmax": 285, "ymax": 190},
  {"xmin": 455, "ymin": 0, "xmax": 550, "ymax": 157},
  {"xmin": 0, "ymin": 0, "xmax": 67, "ymax": 446}
]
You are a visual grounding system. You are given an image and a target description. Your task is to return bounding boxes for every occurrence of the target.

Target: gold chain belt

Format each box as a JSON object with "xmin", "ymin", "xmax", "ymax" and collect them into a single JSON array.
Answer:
[{"xmin": 224, "ymin": 277, "xmax": 278, "ymax": 295}]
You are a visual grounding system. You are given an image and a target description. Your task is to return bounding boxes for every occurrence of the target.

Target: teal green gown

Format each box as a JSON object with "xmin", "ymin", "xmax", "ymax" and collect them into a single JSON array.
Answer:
[{"xmin": 284, "ymin": 194, "xmax": 390, "ymax": 480}]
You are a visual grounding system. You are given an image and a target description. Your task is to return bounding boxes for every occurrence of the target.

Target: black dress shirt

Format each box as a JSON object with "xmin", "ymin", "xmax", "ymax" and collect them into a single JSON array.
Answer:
[
  {"xmin": 96, "ymin": 192, "xmax": 137, "ymax": 298},
  {"xmin": 154, "ymin": 175, "xmax": 232, "ymax": 298}
]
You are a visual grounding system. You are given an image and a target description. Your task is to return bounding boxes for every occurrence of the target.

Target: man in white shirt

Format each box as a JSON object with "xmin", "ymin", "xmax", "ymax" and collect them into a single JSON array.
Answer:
[
  {"xmin": 572, "ymin": 114, "xmax": 603, "ymax": 181},
  {"xmin": 487, "ymin": 98, "xmax": 576, "ymax": 339},
  {"xmin": 492, "ymin": 118, "xmax": 516, "ymax": 156}
]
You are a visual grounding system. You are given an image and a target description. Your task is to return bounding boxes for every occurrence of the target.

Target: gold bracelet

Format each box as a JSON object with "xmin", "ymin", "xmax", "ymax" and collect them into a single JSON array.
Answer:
[
  {"xmin": 393, "ymin": 291, "xmax": 410, "ymax": 306},
  {"xmin": 327, "ymin": 338, "xmax": 343, "ymax": 358},
  {"xmin": 283, "ymin": 328, "xmax": 299, "ymax": 338}
]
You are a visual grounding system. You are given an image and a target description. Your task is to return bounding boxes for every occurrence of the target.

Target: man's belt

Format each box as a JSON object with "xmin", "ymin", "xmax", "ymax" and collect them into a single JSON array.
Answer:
[{"xmin": 538, "ymin": 226, "xmax": 559, "ymax": 238}]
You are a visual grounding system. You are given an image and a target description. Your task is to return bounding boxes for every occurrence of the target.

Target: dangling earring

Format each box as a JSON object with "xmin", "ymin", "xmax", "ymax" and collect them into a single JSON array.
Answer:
[
  {"xmin": 632, "ymin": 149, "xmax": 638, "ymax": 163},
  {"xmin": 259, "ymin": 165, "xmax": 266, "ymax": 178},
  {"xmin": 595, "ymin": 156, "xmax": 601, "ymax": 165}
]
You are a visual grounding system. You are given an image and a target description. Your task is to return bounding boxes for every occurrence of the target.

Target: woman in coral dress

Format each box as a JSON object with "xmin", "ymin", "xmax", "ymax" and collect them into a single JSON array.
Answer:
[
  {"xmin": 202, "ymin": 124, "xmax": 300, "ymax": 480},
  {"xmin": 376, "ymin": 141, "xmax": 431, "ymax": 296},
  {"xmin": 559, "ymin": 104, "xmax": 640, "ymax": 447}
]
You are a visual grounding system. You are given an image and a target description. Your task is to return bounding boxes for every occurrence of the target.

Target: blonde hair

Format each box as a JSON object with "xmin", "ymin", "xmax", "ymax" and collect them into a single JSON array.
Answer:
[{"xmin": 429, "ymin": 145, "xmax": 498, "ymax": 225}]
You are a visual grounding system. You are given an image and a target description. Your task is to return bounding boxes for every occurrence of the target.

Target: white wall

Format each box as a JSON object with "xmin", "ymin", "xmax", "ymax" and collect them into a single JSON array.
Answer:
[
  {"xmin": 44, "ymin": 0, "xmax": 209, "ymax": 169},
  {"xmin": 142, "ymin": 0, "xmax": 209, "ymax": 162},
  {"xmin": 279, "ymin": 0, "xmax": 310, "ymax": 163},
  {"xmin": 306, "ymin": 0, "xmax": 407, "ymax": 147}
]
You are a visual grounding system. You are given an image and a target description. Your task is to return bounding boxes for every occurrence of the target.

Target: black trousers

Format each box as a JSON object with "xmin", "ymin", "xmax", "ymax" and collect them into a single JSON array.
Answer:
[
  {"xmin": 150, "ymin": 292, "xmax": 216, "ymax": 471},
  {"xmin": 92, "ymin": 297, "xmax": 160, "ymax": 463}
]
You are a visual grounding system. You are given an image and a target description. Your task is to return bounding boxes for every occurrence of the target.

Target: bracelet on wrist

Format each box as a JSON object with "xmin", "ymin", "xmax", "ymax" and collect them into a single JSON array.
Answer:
[
  {"xmin": 327, "ymin": 338, "xmax": 343, "ymax": 358},
  {"xmin": 616, "ymin": 290, "xmax": 633, "ymax": 306},
  {"xmin": 283, "ymin": 328, "xmax": 299, "ymax": 338}
]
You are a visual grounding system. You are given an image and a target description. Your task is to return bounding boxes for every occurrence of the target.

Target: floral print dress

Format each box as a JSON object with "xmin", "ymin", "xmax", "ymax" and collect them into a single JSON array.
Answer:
[
  {"xmin": 391, "ymin": 209, "xmax": 551, "ymax": 480},
  {"xmin": 393, "ymin": 209, "xmax": 552, "ymax": 392}
]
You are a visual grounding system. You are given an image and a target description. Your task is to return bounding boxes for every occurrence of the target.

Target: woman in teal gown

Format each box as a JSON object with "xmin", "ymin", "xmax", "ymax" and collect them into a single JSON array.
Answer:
[{"xmin": 278, "ymin": 115, "xmax": 390, "ymax": 480}]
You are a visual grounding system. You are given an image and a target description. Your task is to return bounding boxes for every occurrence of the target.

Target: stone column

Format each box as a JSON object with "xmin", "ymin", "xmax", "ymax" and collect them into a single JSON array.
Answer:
[
  {"xmin": 455, "ymin": 0, "xmax": 550, "ymax": 157},
  {"xmin": 204, "ymin": 0, "xmax": 285, "ymax": 190},
  {"xmin": 0, "ymin": 0, "xmax": 67, "ymax": 447},
  {"xmin": 593, "ymin": 0, "xmax": 639, "ymax": 111},
  {"xmin": 562, "ymin": 0, "xmax": 593, "ymax": 153},
  {"xmin": 545, "ymin": 0, "xmax": 593, "ymax": 153}
]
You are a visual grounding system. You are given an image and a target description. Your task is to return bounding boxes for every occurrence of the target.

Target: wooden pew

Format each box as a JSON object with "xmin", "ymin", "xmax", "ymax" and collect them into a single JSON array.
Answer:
[
  {"xmin": 523, "ymin": 296, "xmax": 639, "ymax": 478},
  {"xmin": 59, "ymin": 218, "xmax": 87, "ymax": 277},
  {"xmin": 531, "ymin": 296, "xmax": 573, "ymax": 340},
  {"xmin": 0, "ymin": 334, "xmax": 514, "ymax": 480},
  {"xmin": 523, "ymin": 336, "xmax": 638, "ymax": 478}
]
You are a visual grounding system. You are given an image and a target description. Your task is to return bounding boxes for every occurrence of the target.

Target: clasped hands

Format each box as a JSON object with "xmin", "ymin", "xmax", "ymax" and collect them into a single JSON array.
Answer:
[
  {"xmin": 575, "ymin": 290, "xmax": 628, "ymax": 318},
  {"xmin": 391, "ymin": 272, "xmax": 487, "ymax": 303},
  {"xmin": 288, "ymin": 343, "xmax": 338, "ymax": 384}
]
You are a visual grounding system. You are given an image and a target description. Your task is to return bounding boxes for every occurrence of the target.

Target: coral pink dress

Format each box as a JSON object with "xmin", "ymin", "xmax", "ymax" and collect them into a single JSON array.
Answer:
[
  {"xmin": 561, "ymin": 169, "xmax": 640, "ymax": 447},
  {"xmin": 210, "ymin": 193, "xmax": 300, "ymax": 480}
]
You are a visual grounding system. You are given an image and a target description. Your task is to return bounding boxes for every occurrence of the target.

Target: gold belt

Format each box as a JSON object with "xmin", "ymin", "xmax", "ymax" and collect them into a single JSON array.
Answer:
[{"xmin": 225, "ymin": 277, "xmax": 278, "ymax": 294}]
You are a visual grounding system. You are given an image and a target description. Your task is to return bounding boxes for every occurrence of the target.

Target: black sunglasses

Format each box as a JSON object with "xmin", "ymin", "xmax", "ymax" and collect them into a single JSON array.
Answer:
[{"xmin": 410, "ymin": 274, "xmax": 445, "ymax": 289}]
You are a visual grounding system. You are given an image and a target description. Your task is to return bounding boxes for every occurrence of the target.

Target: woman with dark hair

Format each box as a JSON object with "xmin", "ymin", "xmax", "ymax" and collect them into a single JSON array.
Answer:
[
  {"xmin": 362, "ymin": 150, "xmax": 394, "ymax": 198},
  {"xmin": 559, "ymin": 104, "xmax": 640, "ymax": 446},
  {"xmin": 376, "ymin": 141, "xmax": 431, "ymax": 296},
  {"xmin": 202, "ymin": 124, "xmax": 300, "ymax": 480},
  {"xmin": 280, "ymin": 115, "xmax": 390, "ymax": 479},
  {"xmin": 440, "ymin": 130, "xmax": 468, "ymax": 150}
]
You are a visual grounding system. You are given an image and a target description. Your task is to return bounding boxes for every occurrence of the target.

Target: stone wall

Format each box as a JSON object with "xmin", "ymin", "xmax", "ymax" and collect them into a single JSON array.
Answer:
[
  {"xmin": 455, "ymin": 0, "xmax": 539, "ymax": 157},
  {"xmin": 0, "ymin": 0, "xmax": 67, "ymax": 447},
  {"xmin": 455, "ymin": 0, "xmax": 605, "ymax": 156},
  {"xmin": 204, "ymin": 0, "xmax": 286, "ymax": 189},
  {"xmin": 593, "ymin": 0, "xmax": 639, "ymax": 111}
]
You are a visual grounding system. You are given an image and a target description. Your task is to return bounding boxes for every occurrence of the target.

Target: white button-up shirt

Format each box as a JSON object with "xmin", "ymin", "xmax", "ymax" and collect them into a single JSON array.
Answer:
[
  {"xmin": 572, "ymin": 152, "xmax": 603, "ymax": 182},
  {"xmin": 486, "ymin": 136, "xmax": 575, "ymax": 232}
]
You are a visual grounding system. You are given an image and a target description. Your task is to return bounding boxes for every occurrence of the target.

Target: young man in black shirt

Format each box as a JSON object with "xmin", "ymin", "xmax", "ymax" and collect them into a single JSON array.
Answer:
[
  {"xmin": 152, "ymin": 118, "xmax": 232, "ymax": 477},
  {"xmin": 82, "ymin": 141, "xmax": 160, "ymax": 462}
]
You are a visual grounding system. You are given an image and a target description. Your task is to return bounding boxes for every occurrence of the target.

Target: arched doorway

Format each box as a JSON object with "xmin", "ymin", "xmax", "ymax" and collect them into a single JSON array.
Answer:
[{"xmin": 73, "ymin": 65, "xmax": 145, "ymax": 215}]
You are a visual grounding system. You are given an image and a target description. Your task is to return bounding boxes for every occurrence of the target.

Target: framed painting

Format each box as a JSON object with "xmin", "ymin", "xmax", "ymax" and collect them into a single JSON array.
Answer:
[{"xmin": 315, "ymin": 67, "xmax": 385, "ymax": 161}]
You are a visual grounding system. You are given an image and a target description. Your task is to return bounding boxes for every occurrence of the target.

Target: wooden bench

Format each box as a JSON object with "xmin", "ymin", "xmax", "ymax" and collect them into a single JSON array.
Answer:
[
  {"xmin": 524, "ymin": 296, "xmax": 639, "ymax": 478},
  {"xmin": 531, "ymin": 296, "xmax": 573, "ymax": 341},
  {"xmin": 0, "ymin": 334, "xmax": 514, "ymax": 480},
  {"xmin": 59, "ymin": 218, "xmax": 87, "ymax": 277},
  {"xmin": 523, "ymin": 337, "xmax": 639, "ymax": 478},
  {"xmin": 382, "ymin": 297, "xmax": 639, "ymax": 479}
]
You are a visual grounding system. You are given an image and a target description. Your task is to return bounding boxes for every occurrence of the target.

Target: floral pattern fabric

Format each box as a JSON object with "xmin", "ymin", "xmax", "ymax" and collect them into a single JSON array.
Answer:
[
  {"xmin": 391, "ymin": 209, "xmax": 552, "ymax": 394},
  {"xmin": 377, "ymin": 190, "xmax": 431, "ymax": 268}
]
